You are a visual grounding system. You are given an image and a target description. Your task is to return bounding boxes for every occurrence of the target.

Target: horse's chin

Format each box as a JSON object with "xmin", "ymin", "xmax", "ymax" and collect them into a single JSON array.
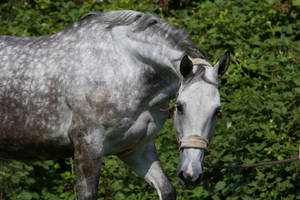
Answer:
[
  {"xmin": 179, "ymin": 183, "xmax": 200, "ymax": 190},
  {"xmin": 178, "ymin": 177, "xmax": 201, "ymax": 190}
]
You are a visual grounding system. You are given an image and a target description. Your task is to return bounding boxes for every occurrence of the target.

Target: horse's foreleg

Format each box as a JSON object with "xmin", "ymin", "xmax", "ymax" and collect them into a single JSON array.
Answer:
[
  {"xmin": 119, "ymin": 142, "xmax": 176, "ymax": 200},
  {"xmin": 71, "ymin": 132, "xmax": 103, "ymax": 200}
]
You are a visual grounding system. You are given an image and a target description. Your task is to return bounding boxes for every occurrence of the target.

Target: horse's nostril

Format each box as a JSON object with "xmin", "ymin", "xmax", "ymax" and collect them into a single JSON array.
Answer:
[
  {"xmin": 178, "ymin": 169, "xmax": 202, "ymax": 189},
  {"xmin": 178, "ymin": 171, "xmax": 184, "ymax": 180},
  {"xmin": 194, "ymin": 174, "xmax": 201, "ymax": 183},
  {"xmin": 179, "ymin": 170, "xmax": 199, "ymax": 183}
]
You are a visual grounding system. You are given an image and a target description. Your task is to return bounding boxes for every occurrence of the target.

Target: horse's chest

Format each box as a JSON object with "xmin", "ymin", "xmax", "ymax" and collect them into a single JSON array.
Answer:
[{"xmin": 73, "ymin": 66, "xmax": 175, "ymax": 155}]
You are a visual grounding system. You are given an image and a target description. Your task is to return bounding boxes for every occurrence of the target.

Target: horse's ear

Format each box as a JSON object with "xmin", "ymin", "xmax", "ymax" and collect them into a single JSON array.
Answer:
[
  {"xmin": 180, "ymin": 55, "xmax": 193, "ymax": 78},
  {"xmin": 214, "ymin": 51, "xmax": 230, "ymax": 77}
]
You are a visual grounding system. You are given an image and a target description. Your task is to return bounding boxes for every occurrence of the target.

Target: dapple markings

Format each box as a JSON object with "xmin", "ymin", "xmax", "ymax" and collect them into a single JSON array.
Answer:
[{"xmin": 0, "ymin": 10, "xmax": 229, "ymax": 199}]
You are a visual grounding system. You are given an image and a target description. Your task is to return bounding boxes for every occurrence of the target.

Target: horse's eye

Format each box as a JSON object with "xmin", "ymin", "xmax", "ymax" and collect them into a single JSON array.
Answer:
[{"xmin": 176, "ymin": 103, "xmax": 184, "ymax": 114}]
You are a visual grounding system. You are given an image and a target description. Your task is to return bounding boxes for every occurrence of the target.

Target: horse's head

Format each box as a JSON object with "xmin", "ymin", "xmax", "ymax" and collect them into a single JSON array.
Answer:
[{"xmin": 175, "ymin": 52, "xmax": 230, "ymax": 189}]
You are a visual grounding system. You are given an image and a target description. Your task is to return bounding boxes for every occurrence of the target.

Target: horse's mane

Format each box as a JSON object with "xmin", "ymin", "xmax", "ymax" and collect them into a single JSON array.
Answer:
[{"xmin": 76, "ymin": 10, "xmax": 206, "ymax": 59}]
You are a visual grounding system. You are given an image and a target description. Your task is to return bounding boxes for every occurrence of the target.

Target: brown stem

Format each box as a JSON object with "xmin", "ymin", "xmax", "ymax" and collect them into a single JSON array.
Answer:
[{"xmin": 102, "ymin": 177, "xmax": 110, "ymax": 200}]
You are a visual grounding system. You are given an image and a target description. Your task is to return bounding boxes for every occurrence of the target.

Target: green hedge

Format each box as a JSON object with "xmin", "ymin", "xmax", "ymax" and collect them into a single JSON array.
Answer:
[{"xmin": 0, "ymin": 0, "xmax": 299, "ymax": 199}]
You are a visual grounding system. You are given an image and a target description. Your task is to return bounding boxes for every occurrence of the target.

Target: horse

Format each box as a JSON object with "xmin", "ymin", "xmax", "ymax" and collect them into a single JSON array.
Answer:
[{"xmin": 0, "ymin": 10, "xmax": 230, "ymax": 200}]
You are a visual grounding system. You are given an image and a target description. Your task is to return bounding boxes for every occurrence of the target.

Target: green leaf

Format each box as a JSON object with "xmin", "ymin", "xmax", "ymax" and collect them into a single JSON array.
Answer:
[
  {"xmin": 292, "ymin": 73, "xmax": 300, "ymax": 86},
  {"xmin": 215, "ymin": 181, "xmax": 226, "ymax": 191},
  {"xmin": 292, "ymin": 0, "xmax": 300, "ymax": 6}
]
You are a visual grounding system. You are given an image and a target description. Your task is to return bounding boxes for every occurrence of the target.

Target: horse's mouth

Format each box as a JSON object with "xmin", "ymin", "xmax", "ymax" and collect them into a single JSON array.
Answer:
[
  {"xmin": 179, "ymin": 181, "xmax": 201, "ymax": 190},
  {"xmin": 178, "ymin": 174, "xmax": 202, "ymax": 190}
]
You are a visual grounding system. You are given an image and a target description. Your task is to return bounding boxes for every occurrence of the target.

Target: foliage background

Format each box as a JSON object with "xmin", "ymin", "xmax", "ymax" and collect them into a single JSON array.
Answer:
[{"xmin": 0, "ymin": 0, "xmax": 299, "ymax": 199}]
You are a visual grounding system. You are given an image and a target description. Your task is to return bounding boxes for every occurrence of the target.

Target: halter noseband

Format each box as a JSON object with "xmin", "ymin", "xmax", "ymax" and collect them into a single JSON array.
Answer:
[{"xmin": 180, "ymin": 135, "xmax": 209, "ymax": 150}]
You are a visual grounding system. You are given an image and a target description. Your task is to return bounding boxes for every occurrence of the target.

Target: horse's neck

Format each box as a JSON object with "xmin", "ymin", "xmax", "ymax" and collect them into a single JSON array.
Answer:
[
  {"xmin": 71, "ymin": 28, "xmax": 181, "ymax": 110},
  {"xmin": 129, "ymin": 48, "xmax": 180, "ymax": 107},
  {"xmin": 83, "ymin": 48, "xmax": 178, "ymax": 111}
]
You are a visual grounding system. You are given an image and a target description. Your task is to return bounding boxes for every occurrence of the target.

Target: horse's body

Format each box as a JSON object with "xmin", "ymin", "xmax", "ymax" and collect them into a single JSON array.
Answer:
[{"xmin": 0, "ymin": 10, "xmax": 229, "ymax": 199}]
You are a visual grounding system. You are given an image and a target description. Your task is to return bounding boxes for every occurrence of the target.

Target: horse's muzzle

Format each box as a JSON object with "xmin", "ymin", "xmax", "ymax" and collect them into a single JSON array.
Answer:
[
  {"xmin": 177, "ymin": 148, "xmax": 205, "ymax": 189},
  {"xmin": 178, "ymin": 168, "xmax": 203, "ymax": 189}
]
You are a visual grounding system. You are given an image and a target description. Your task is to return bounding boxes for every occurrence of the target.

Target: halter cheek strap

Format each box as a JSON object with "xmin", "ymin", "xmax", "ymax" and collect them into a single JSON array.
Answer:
[
  {"xmin": 178, "ymin": 58, "xmax": 211, "ymax": 150},
  {"xmin": 161, "ymin": 57, "xmax": 212, "ymax": 151},
  {"xmin": 180, "ymin": 135, "xmax": 209, "ymax": 150}
]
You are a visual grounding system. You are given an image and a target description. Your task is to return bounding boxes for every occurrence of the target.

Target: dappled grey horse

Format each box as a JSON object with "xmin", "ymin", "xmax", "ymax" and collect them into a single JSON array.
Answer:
[{"xmin": 0, "ymin": 10, "xmax": 229, "ymax": 199}]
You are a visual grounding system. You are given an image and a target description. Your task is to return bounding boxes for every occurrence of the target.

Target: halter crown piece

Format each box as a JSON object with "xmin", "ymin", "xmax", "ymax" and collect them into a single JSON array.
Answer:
[{"xmin": 190, "ymin": 57, "xmax": 212, "ymax": 67}]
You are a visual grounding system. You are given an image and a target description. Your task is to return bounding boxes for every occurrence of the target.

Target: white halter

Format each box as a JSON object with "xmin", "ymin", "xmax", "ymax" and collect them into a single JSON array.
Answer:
[{"xmin": 180, "ymin": 135, "xmax": 209, "ymax": 150}]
